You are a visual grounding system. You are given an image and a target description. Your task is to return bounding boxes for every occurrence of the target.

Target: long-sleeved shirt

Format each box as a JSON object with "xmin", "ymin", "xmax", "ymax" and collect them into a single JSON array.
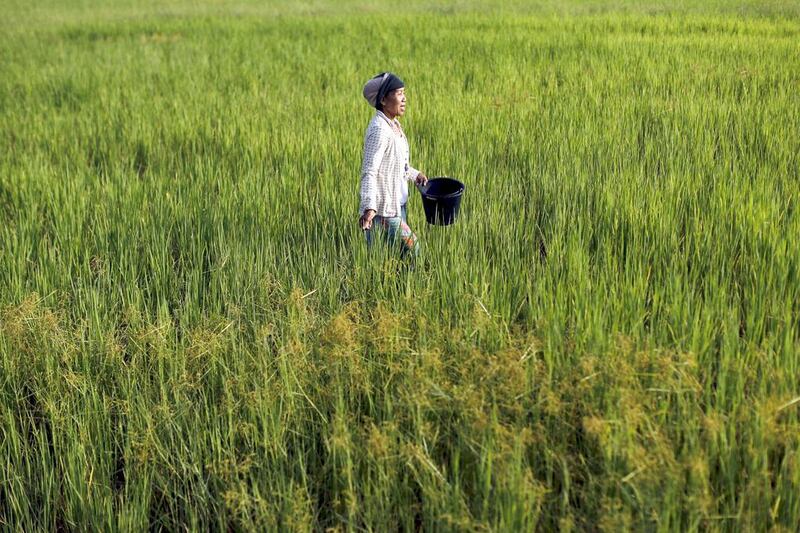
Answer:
[{"xmin": 359, "ymin": 111, "xmax": 420, "ymax": 218}]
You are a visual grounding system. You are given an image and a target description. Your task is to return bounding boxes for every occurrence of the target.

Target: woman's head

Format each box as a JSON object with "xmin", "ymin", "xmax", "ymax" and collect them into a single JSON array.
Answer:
[
  {"xmin": 381, "ymin": 86, "xmax": 406, "ymax": 118},
  {"xmin": 363, "ymin": 72, "xmax": 406, "ymax": 117}
]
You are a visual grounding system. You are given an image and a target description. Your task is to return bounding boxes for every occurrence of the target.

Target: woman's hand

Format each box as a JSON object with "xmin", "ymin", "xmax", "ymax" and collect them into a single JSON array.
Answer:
[
  {"xmin": 360, "ymin": 209, "xmax": 377, "ymax": 230},
  {"xmin": 415, "ymin": 172, "xmax": 428, "ymax": 186}
]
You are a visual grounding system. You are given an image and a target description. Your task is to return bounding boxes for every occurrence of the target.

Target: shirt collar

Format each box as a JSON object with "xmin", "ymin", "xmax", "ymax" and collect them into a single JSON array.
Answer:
[{"xmin": 376, "ymin": 110, "xmax": 399, "ymax": 127}]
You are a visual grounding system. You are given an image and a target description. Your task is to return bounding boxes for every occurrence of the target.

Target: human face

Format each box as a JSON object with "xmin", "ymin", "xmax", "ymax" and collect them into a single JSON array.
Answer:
[{"xmin": 381, "ymin": 87, "xmax": 406, "ymax": 119}]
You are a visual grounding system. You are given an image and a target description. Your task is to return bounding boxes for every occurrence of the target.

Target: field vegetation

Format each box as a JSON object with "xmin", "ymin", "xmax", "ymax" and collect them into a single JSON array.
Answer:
[{"xmin": 1, "ymin": 0, "xmax": 799, "ymax": 530}]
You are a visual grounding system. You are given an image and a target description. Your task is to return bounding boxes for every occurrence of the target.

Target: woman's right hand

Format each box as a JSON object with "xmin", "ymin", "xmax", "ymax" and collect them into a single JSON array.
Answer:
[{"xmin": 360, "ymin": 209, "xmax": 376, "ymax": 230}]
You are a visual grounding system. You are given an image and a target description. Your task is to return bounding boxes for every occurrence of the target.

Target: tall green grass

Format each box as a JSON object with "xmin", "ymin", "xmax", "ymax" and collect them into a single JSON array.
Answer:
[{"xmin": 1, "ymin": 0, "xmax": 799, "ymax": 530}]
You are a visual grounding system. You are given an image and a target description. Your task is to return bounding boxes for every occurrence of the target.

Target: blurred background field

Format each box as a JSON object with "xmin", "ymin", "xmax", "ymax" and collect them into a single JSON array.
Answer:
[{"xmin": 1, "ymin": 0, "xmax": 799, "ymax": 530}]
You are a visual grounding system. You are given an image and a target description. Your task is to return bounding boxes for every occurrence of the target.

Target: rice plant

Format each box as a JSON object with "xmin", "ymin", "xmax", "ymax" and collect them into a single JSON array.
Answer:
[{"xmin": 1, "ymin": 0, "xmax": 799, "ymax": 530}]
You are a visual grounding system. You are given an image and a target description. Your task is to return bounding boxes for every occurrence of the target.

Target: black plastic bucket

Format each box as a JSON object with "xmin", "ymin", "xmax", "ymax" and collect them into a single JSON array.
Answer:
[{"xmin": 418, "ymin": 177, "xmax": 465, "ymax": 226}]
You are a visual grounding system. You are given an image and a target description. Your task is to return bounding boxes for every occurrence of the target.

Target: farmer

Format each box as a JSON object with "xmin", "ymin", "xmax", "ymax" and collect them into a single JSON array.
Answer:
[{"xmin": 359, "ymin": 72, "xmax": 428, "ymax": 258}]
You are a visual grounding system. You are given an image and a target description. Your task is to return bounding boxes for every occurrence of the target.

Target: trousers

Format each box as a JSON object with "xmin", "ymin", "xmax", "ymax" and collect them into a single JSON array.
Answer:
[{"xmin": 365, "ymin": 204, "xmax": 419, "ymax": 258}]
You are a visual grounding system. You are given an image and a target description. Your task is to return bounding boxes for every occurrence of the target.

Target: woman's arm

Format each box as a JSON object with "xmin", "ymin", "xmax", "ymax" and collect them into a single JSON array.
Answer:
[
  {"xmin": 359, "ymin": 127, "xmax": 389, "ymax": 216},
  {"xmin": 402, "ymin": 138, "xmax": 427, "ymax": 185},
  {"xmin": 404, "ymin": 164, "xmax": 420, "ymax": 182},
  {"xmin": 406, "ymin": 165, "xmax": 428, "ymax": 185}
]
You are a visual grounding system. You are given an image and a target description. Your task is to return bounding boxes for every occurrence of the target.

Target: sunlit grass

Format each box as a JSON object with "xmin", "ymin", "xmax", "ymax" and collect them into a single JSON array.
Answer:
[{"xmin": 1, "ymin": 0, "xmax": 799, "ymax": 530}]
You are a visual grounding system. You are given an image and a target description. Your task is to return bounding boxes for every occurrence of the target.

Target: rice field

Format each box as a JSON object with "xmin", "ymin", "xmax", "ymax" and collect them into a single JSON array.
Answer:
[{"xmin": 1, "ymin": 0, "xmax": 799, "ymax": 530}]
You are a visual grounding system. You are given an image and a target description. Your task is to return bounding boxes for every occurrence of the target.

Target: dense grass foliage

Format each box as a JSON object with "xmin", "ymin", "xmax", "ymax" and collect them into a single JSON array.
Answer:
[{"xmin": 1, "ymin": 0, "xmax": 799, "ymax": 530}]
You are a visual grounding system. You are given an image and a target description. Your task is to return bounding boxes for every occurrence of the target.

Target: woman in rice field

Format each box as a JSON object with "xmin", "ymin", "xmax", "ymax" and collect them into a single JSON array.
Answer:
[{"xmin": 358, "ymin": 72, "xmax": 428, "ymax": 258}]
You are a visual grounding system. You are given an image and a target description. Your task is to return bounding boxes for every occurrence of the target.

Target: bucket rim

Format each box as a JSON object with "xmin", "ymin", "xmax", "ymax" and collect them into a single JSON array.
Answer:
[{"xmin": 419, "ymin": 177, "xmax": 465, "ymax": 199}]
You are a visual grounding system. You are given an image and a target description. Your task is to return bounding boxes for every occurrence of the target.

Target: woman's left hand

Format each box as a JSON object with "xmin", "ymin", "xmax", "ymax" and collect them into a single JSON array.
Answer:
[{"xmin": 415, "ymin": 172, "xmax": 428, "ymax": 186}]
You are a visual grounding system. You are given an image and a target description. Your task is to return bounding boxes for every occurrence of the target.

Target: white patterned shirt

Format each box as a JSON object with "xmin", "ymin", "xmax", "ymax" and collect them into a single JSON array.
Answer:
[{"xmin": 359, "ymin": 111, "xmax": 420, "ymax": 218}]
